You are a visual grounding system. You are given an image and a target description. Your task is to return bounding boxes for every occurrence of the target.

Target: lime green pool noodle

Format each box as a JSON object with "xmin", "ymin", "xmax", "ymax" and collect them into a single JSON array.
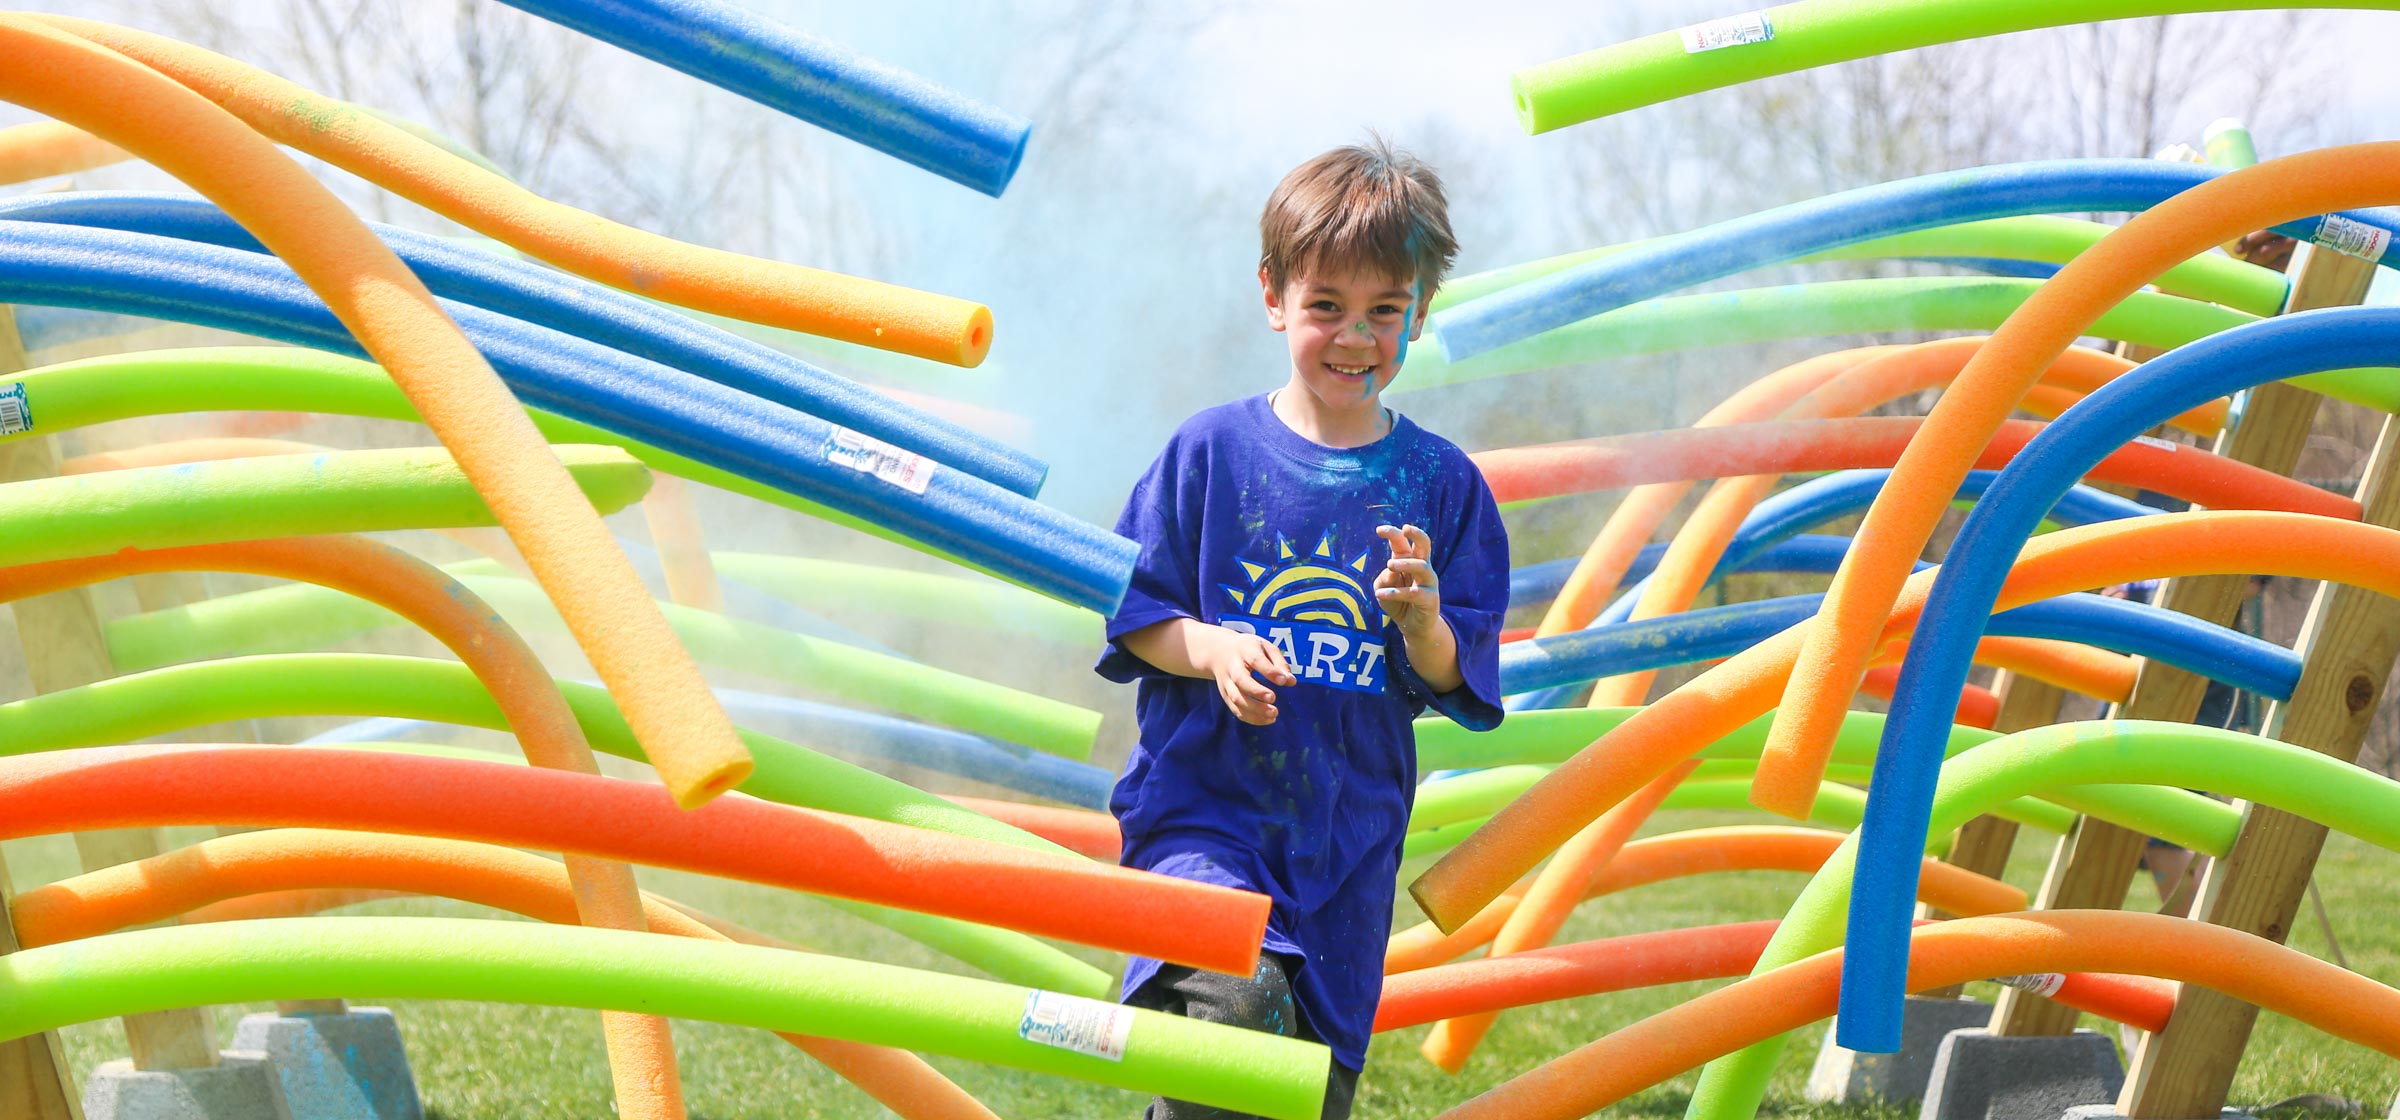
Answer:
[
  {"xmin": 2205, "ymin": 120, "xmax": 2261, "ymax": 170},
  {"xmin": 1431, "ymin": 215, "xmax": 2286, "ymax": 316},
  {"xmin": 713, "ymin": 551, "xmax": 1100, "ymax": 648},
  {"xmin": 1415, "ymin": 707, "xmax": 2229, "ymax": 846},
  {"xmin": 1690, "ymin": 719, "xmax": 2400, "ymax": 1120},
  {"xmin": 0, "ymin": 347, "xmax": 1037, "ymax": 592},
  {"xmin": 0, "ymin": 653, "xmax": 1110, "ymax": 996},
  {"xmin": 1403, "ymin": 779, "xmax": 1870, "ymax": 861},
  {"xmin": 1407, "ymin": 759, "xmax": 2075, "ymax": 836},
  {"xmin": 1401, "ymin": 276, "xmax": 2397, "ymax": 411},
  {"xmin": 0, "ymin": 917, "xmax": 1325, "ymax": 1119},
  {"xmin": 103, "ymin": 564, "xmax": 1100, "ymax": 759},
  {"xmin": 0, "ymin": 443, "xmax": 649, "ymax": 567},
  {"xmin": 1505, "ymin": 1, "xmax": 2400, "ymax": 135}
]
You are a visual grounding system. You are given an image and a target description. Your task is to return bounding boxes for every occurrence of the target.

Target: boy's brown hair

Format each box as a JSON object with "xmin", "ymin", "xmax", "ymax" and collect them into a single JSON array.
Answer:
[{"xmin": 1259, "ymin": 136, "xmax": 1458, "ymax": 302}]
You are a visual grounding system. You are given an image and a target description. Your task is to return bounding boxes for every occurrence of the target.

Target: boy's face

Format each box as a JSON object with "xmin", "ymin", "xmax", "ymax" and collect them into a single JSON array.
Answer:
[{"xmin": 1261, "ymin": 263, "xmax": 1429, "ymax": 410}]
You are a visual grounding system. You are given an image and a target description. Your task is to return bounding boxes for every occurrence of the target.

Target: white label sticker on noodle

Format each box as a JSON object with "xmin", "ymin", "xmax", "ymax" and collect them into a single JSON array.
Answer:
[
  {"xmin": 825, "ymin": 426, "xmax": 934, "ymax": 495},
  {"xmin": 0, "ymin": 382, "xmax": 27, "ymax": 437},
  {"xmin": 2134, "ymin": 435, "xmax": 2179, "ymax": 452},
  {"xmin": 2316, "ymin": 214, "xmax": 2391, "ymax": 264},
  {"xmin": 1993, "ymin": 972, "xmax": 2067, "ymax": 998},
  {"xmin": 1681, "ymin": 11, "xmax": 1775, "ymax": 53},
  {"xmin": 1019, "ymin": 991, "xmax": 1134, "ymax": 1062}
]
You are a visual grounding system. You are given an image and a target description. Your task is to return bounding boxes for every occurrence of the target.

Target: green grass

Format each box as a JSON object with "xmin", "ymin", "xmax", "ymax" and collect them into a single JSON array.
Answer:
[{"xmin": 10, "ymin": 811, "xmax": 2396, "ymax": 1118}]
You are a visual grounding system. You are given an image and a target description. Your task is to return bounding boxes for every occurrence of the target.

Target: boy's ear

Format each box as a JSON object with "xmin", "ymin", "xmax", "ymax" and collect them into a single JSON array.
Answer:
[
  {"xmin": 1260, "ymin": 267, "xmax": 1287, "ymax": 332},
  {"xmin": 1406, "ymin": 282, "xmax": 1434, "ymax": 341}
]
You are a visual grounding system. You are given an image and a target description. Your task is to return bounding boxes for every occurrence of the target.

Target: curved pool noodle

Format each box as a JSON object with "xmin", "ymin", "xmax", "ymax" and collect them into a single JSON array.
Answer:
[
  {"xmin": 0, "ymin": 118, "xmax": 128, "ymax": 183},
  {"xmin": 29, "ymin": 15, "xmax": 994, "ymax": 365},
  {"xmin": 1475, "ymin": 414, "xmax": 2358, "ymax": 517},
  {"xmin": 1384, "ymin": 827, "xmax": 2019, "ymax": 975},
  {"xmin": 0, "ymin": 223, "xmax": 1132, "ymax": 614},
  {"xmin": 1379, "ymin": 919, "xmax": 2174, "ymax": 1036},
  {"xmin": 0, "ymin": 191, "xmax": 1041, "ymax": 494},
  {"xmin": 0, "ymin": 445, "xmax": 649, "ymax": 567},
  {"xmin": 108, "ymin": 566, "xmax": 1100, "ymax": 758},
  {"xmin": 1432, "ymin": 215, "xmax": 2288, "ymax": 318},
  {"xmin": 0, "ymin": 536, "xmax": 694, "ymax": 1108},
  {"xmin": 0, "ymin": 347, "xmax": 1067, "ymax": 588},
  {"xmin": 1694, "ymin": 717, "xmax": 2400, "ymax": 1119},
  {"xmin": 1402, "ymin": 778, "xmax": 1873, "ymax": 862},
  {"xmin": 0, "ymin": 745, "xmax": 1269, "ymax": 975},
  {"xmin": 0, "ymin": 17, "xmax": 759, "ymax": 810},
  {"xmin": 1924, "ymin": 256, "xmax": 2062, "ymax": 280},
  {"xmin": 1438, "ymin": 909, "xmax": 2400, "ymax": 1120},
  {"xmin": 1751, "ymin": 144, "xmax": 2400, "ymax": 1036},
  {"xmin": 713, "ymin": 551, "xmax": 1100, "ymax": 648},
  {"xmin": 1842, "ymin": 305, "xmax": 2400, "ymax": 1048},
  {"xmin": 1432, "ymin": 157, "xmax": 2398, "ymax": 360},
  {"xmin": 645, "ymin": 473, "xmax": 722, "ymax": 609},
  {"xmin": 0, "ymin": 916, "xmax": 1324, "ymax": 1120},
  {"xmin": 494, "ymin": 0, "xmax": 1027, "ymax": 197},
  {"xmin": 1861, "ymin": 665, "xmax": 1997, "ymax": 728},
  {"xmin": 1502, "ymin": 588, "xmax": 2291, "ymax": 699},
  {"xmin": 943, "ymin": 797, "xmax": 1120, "ymax": 862},
  {"xmin": 1407, "ymin": 509, "xmax": 2400, "ymax": 933},
  {"xmin": 0, "ymin": 653, "xmax": 1111, "ymax": 994},
  {"xmin": 11, "ymin": 828, "xmax": 997, "ymax": 1120},
  {"xmin": 1512, "ymin": 533, "xmax": 1856, "ymax": 612},
  {"xmin": 1408, "ymin": 275, "xmax": 2285, "ymax": 389},
  {"xmin": 1504, "ymin": 1, "xmax": 2400, "ymax": 134}
]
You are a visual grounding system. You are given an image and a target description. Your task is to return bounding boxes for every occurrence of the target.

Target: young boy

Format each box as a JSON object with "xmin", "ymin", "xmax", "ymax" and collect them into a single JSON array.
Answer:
[{"xmin": 1095, "ymin": 139, "xmax": 1508, "ymax": 1119}]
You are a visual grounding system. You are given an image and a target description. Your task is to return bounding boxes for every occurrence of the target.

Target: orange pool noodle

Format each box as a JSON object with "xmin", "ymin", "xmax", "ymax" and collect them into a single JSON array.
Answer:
[
  {"xmin": 1760, "ymin": 144, "xmax": 2400, "ymax": 824},
  {"xmin": 1473, "ymin": 415, "xmax": 2356, "ymax": 520},
  {"xmin": 1861, "ymin": 666, "xmax": 1999, "ymax": 729},
  {"xmin": 0, "ymin": 15, "xmax": 751, "ymax": 813},
  {"xmin": 944, "ymin": 796, "xmax": 1121, "ymax": 862},
  {"xmin": 0, "ymin": 117, "xmax": 128, "ymax": 183},
  {"xmin": 29, "ymin": 16, "xmax": 991, "ymax": 367},
  {"xmin": 12, "ymin": 829, "xmax": 998, "ymax": 1120},
  {"xmin": 0, "ymin": 745, "xmax": 1268, "ymax": 976},
  {"xmin": 1433, "ymin": 911, "xmax": 2392, "ymax": 1120},
  {"xmin": 1385, "ymin": 827, "xmax": 2024, "ymax": 974},
  {"xmin": 643, "ymin": 473, "xmax": 725, "ymax": 612},
  {"xmin": 0, "ymin": 535, "xmax": 684, "ymax": 1115},
  {"xmin": 1410, "ymin": 510, "xmax": 2400, "ymax": 932}
]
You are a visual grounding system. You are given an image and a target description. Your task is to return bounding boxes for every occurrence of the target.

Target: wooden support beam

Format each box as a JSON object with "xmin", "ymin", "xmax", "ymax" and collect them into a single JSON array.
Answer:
[
  {"xmin": 1988, "ymin": 242, "xmax": 2373, "ymax": 1037},
  {"xmin": 2122, "ymin": 271, "xmax": 2398, "ymax": 1114},
  {"xmin": 1, "ymin": 310, "xmax": 221, "ymax": 1077}
]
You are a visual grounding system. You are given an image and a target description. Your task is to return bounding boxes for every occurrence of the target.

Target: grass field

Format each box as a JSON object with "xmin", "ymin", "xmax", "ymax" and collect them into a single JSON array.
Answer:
[{"xmin": 11, "ymin": 807, "xmax": 2395, "ymax": 1119}]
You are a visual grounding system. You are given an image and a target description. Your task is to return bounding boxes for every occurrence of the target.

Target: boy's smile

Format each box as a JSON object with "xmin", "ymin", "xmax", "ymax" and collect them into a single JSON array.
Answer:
[{"xmin": 1261, "ymin": 264, "xmax": 1428, "ymax": 447}]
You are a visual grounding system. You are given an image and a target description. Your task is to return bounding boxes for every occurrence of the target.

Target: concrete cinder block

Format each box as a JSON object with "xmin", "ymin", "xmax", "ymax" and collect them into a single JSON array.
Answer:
[
  {"xmin": 232, "ymin": 1008, "xmax": 425, "ymax": 1120},
  {"xmin": 1921, "ymin": 1030, "xmax": 2124, "ymax": 1120},
  {"xmin": 1808, "ymin": 995, "xmax": 1997, "ymax": 1106},
  {"xmin": 84, "ymin": 1052, "xmax": 293, "ymax": 1120}
]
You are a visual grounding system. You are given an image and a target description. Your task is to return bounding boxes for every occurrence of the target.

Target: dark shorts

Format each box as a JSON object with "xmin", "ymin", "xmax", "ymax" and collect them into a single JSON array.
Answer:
[{"xmin": 1124, "ymin": 953, "xmax": 1362, "ymax": 1120}]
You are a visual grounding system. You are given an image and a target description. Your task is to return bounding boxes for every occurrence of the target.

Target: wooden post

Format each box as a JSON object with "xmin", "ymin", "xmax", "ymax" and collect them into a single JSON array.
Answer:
[
  {"xmin": 1989, "ymin": 243, "xmax": 2369, "ymax": 1037},
  {"xmin": 0, "ymin": 307, "xmax": 222, "ymax": 1076},
  {"xmin": 2120, "ymin": 258, "xmax": 2398, "ymax": 1115}
]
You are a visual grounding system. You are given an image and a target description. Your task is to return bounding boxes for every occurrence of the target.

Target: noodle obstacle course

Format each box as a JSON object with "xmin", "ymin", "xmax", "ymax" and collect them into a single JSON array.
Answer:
[{"xmin": 3, "ymin": 2, "xmax": 2397, "ymax": 1119}]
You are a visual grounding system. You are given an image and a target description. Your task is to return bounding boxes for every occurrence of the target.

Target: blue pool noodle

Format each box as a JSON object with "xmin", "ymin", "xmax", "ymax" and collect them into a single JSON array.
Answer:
[
  {"xmin": 495, "ymin": 0, "xmax": 1029, "ymax": 197},
  {"xmin": 1844, "ymin": 306, "xmax": 2400, "ymax": 1052},
  {"xmin": 1436, "ymin": 159, "xmax": 2400, "ymax": 362},
  {"xmin": 0, "ymin": 192, "xmax": 1045, "ymax": 498},
  {"xmin": 0, "ymin": 222, "xmax": 1132, "ymax": 614}
]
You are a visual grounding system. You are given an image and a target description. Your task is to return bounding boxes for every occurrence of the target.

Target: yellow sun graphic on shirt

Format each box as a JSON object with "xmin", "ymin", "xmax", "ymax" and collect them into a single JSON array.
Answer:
[{"xmin": 1220, "ymin": 530, "xmax": 1378, "ymax": 630}]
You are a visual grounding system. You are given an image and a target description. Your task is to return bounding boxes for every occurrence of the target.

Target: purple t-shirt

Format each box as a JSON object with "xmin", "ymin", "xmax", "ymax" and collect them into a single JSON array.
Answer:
[{"xmin": 1094, "ymin": 393, "xmax": 1506, "ymax": 1069}]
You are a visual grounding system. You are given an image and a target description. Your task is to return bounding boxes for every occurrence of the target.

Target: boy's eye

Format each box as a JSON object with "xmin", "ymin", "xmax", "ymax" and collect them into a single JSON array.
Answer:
[
  {"xmin": 1374, "ymin": 305, "xmax": 1405, "ymax": 317},
  {"xmin": 1309, "ymin": 300, "xmax": 1340, "ymax": 313}
]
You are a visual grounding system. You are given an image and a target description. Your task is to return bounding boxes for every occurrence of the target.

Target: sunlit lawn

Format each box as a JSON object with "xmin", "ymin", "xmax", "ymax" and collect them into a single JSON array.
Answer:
[{"xmin": 12, "ymin": 809, "xmax": 2394, "ymax": 1118}]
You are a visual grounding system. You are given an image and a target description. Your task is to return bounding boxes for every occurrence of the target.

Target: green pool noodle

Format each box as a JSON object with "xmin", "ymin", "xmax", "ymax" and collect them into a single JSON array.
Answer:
[
  {"xmin": 1402, "ymin": 778, "xmax": 1871, "ymax": 862},
  {"xmin": 2204, "ymin": 119, "xmax": 2261, "ymax": 169},
  {"xmin": 0, "ymin": 347, "xmax": 1042, "ymax": 595},
  {"xmin": 0, "ymin": 917, "xmax": 1325, "ymax": 1120},
  {"xmin": 1503, "ymin": 1, "xmax": 2400, "ymax": 135},
  {"xmin": 0, "ymin": 653, "xmax": 1110, "ymax": 996},
  {"xmin": 1400, "ymin": 276, "xmax": 2397, "ymax": 411},
  {"xmin": 104, "ymin": 563, "xmax": 1100, "ymax": 759},
  {"xmin": 1690, "ymin": 719, "xmax": 2400, "ymax": 1120},
  {"xmin": 1406, "ymin": 759, "xmax": 2075, "ymax": 836},
  {"xmin": 712, "ymin": 551, "xmax": 1100, "ymax": 648},
  {"xmin": 1431, "ymin": 215, "xmax": 2286, "ymax": 316},
  {"xmin": 0, "ymin": 443, "xmax": 649, "ymax": 567}
]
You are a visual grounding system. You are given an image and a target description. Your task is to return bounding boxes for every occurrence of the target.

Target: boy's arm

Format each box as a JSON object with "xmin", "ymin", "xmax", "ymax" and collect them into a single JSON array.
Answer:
[
  {"xmin": 1120, "ymin": 617, "xmax": 1298, "ymax": 726},
  {"xmin": 1375, "ymin": 523, "xmax": 1464, "ymax": 693}
]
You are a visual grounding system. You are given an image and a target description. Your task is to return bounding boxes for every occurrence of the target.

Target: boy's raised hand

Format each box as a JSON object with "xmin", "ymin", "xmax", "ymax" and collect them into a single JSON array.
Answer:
[
  {"xmin": 1202, "ymin": 626, "xmax": 1296, "ymax": 726},
  {"xmin": 1374, "ymin": 523, "xmax": 1441, "ymax": 637}
]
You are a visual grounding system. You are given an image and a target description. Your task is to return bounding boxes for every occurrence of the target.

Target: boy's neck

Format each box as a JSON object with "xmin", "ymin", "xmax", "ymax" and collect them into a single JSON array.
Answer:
[{"xmin": 1269, "ymin": 379, "xmax": 1390, "ymax": 449}]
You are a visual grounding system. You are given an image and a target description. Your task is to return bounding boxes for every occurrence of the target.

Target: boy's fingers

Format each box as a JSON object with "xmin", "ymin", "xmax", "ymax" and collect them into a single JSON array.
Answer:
[
  {"xmin": 1249, "ymin": 645, "xmax": 1296, "ymax": 686},
  {"xmin": 1385, "ymin": 557, "xmax": 1436, "ymax": 581}
]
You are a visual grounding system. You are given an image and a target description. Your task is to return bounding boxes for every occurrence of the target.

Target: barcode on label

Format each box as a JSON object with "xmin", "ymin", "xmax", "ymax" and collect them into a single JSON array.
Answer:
[
  {"xmin": 0, "ymin": 382, "xmax": 28, "ymax": 437},
  {"xmin": 1681, "ymin": 11, "xmax": 1775, "ymax": 53},
  {"xmin": 825, "ymin": 426, "xmax": 934, "ymax": 495},
  {"xmin": 2316, "ymin": 214, "xmax": 2391, "ymax": 264},
  {"xmin": 1994, "ymin": 972, "xmax": 2066, "ymax": 998},
  {"xmin": 1018, "ymin": 991, "xmax": 1133, "ymax": 1062}
]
